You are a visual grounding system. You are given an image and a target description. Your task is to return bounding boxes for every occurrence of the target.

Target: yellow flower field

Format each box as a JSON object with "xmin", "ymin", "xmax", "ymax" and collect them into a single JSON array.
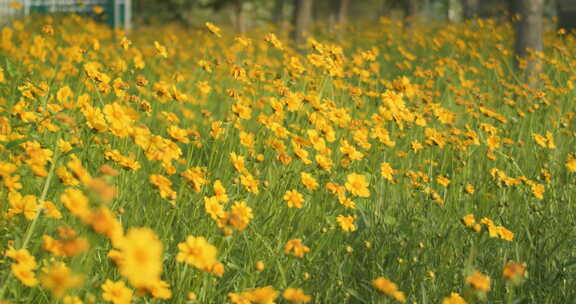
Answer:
[{"xmin": 0, "ymin": 14, "xmax": 574, "ymax": 303}]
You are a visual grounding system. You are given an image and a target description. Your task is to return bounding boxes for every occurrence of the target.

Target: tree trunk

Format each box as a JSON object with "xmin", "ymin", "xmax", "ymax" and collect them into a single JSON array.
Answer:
[
  {"xmin": 514, "ymin": 0, "xmax": 544, "ymax": 87},
  {"xmin": 447, "ymin": 0, "xmax": 460, "ymax": 22},
  {"xmin": 557, "ymin": 0, "xmax": 576, "ymax": 33},
  {"xmin": 507, "ymin": 0, "xmax": 520, "ymax": 21},
  {"xmin": 292, "ymin": 0, "xmax": 313, "ymax": 44},
  {"xmin": 233, "ymin": 0, "xmax": 246, "ymax": 34},
  {"xmin": 461, "ymin": 0, "xmax": 479, "ymax": 19},
  {"xmin": 273, "ymin": 0, "xmax": 285, "ymax": 23},
  {"xmin": 337, "ymin": 0, "xmax": 350, "ymax": 27},
  {"xmin": 402, "ymin": 0, "xmax": 418, "ymax": 27}
]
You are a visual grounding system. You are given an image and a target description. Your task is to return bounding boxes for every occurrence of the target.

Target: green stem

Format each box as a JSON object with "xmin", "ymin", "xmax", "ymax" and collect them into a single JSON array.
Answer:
[
  {"xmin": 21, "ymin": 151, "xmax": 59, "ymax": 250},
  {"xmin": 506, "ymin": 282, "xmax": 515, "ymax": 304},
  {"xmin": 0, "ymin": 149, "xmax": 59, "ymax": 301}
]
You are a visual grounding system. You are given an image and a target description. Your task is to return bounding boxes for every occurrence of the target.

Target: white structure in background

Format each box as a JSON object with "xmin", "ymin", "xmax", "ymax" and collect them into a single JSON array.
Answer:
[{"xmin": 0, "ymin": 0, "xmax": 131, "ymax": 30}]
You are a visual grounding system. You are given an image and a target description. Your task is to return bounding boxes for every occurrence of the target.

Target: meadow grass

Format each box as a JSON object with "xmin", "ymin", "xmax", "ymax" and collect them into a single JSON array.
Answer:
[{"xmin": 0, "ymin": 14, "xmax": 575, "ymax": 304}]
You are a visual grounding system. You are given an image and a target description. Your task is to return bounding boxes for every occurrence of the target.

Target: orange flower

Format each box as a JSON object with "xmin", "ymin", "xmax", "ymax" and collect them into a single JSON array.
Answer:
[
  {"xmin": 503, "ymin": 261, "xmax": 527, "ymax": 282},
  {"xmin": 283, "ymin": 288, "xmax": 312, "ymax": 303},
  {"xmin": 466, "ymin": 270, "xmax": 491, "ymax": 292},
  {"xmin": 300, "ymin": 172, "xmax": 319, "ymax": 190},
  {"xmin": 7, "ymin": 191, "xmax": 38, "ymax": 220},
  {"xmin": 284, "ymin": 190, "xmax": 305, "ymax": 208},
  {"xmin": 149, "ymin": 174, "xmax": 177, "ymax": 200},
  {"xmin": 441, "ymin": 292, "xmax": 468, "ymax": 304},
  {"xmin": 40, "ymin": 261, "xmax": 84, "ymax": 298},
  {"xmin": 372, "ymin": 277, "xmax": 406, "ymax": 302},
  {"xmin": 230, "ymin": 201, "xmax": 253, "ymax": 231},
  {"xmin": 284, "ymin": 239, "xmax": 310, "ymax": 258},
  {"xmin": 336, "ymin": 215, "xmax": 356, "ymax": 232}
]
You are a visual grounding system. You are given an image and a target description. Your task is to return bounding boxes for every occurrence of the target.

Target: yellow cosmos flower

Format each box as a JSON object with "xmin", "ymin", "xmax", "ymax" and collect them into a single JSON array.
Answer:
[
  {"xmin": 264, "ymin": 33, "xmax": 284, "ymax": 50},
  {"xmin": 42, "ymin": 234, "xmax": 89, "ymax": 258},
  {"xmin": 532, "ymin": 132, "xmax": 555, "ymax": 149},
  {"xmin": 149, "ymin": 174, "xmax": 177, "ymax": 200},
  {"xmin": 120, "ymin": 37, "xmax": 132, "ymax": 51},
  {"xmin": 181, "ymin": 167, "xmax": 207, "ymax": 193},
  {"xmin": 338, "ymin": 195, "xmax": 356, "ymax": 209},
  {"xmin": 204, "ymin": 196, "xmax": 225, "ymax": 220},
  {"xmin": 230, "ymin": 152, "xmax": 248, "ymax": 174},
  {"xmin": 336, "ymin": 215, "xmax": 357, "ymax": 232},
  {"xmin": 230, "ymin": 200, "xmax": 254, "ymax": 231},
  {"xmin": 345, "ymin": 173, "xmax": 370, "ymax": 198},
  {"xmin": 283, "ymin": 288, "xmax": 312, "ymax": 303},
  {"xmin": 60, "ymin": 188, "xmax": 91, "ymax": 222},
  {"xmin": 466, "ymin": 270, "xmax": 491, "ymax": 292},
  {"xmin": 240, "ymin": 174, "xmax": 260, "ymax": 194},
  {"xmin": 300, "ymin": 172, "xmax": 319, "ymax": 190},
  {"xmin": 40, "ymin": 261, "xmax": 84, "ymax": 298},
  {"xmin": 205, "ymin": 22, "xmax": 222, "ymax": 38},
  {"xmin": 229, "ymin": 286, "xmax": 278, "ymax": 304},
  {"xmin": 464, "ymin": 184, "xmax": 475, "ymax": 194},
  {"xmin": 566, "ymin": 155, "xmax": 576, "ymax": 172},
  {"xmin": 88, "ymin": 206, "xmax": 124, "ymax": 246},
  {"xmin": 62, "ymin": 295, "xmax": 83, "ymax": 304},
  {"xmin": 167, "ymin": 125, "xmax": 189, "ymax": 143},
  {"xmin": 6, "ymin": 248, "xmax": 37, "ymax": 269},
  {"xmin": 315, "ymin": 154, "xmax": 333, "ymax": 171},
  {"xmin": 502, "ymin": 261, "xmax": 527, "ymax": 283},
  {"xmin": 436, "ymin": 175, "xmax": 451, "ymax": 187},
  {"xmin": 531, "ymin": 183, "xmax": 545, "ymax": 200},
  {"xmin": 154, "ymin": 41, "xmax": 168, "ymax": 58},
  {"xmin": 115, "ymin": 228, "xmax": 164, "ymax": 291},
  {"xmin": 101, "ymin": 280, "xmax": 133, "ymax": 304},
  {"xmin": 176, "ymin": 236, "xmax": 218, "ymax": 272},
  {"xmin": 372, "ymin": 277, "xmax": 406, "ymax": 302},
  {"xmin": 12, "ymin": 263, "xmax": 38, "ymax": 287},
  {"xmin": 380, "ymin": 162, "xmax": 395, "ymax": 181},
  {"xmin": 239, "ymin": 131, "xmax": 255, "ymax": 148},
  {"xmin": 284, "ymin": 189, "xmax": 305, "ymax": 208},
  {"xmin": 441, "ymin": 292, "xmax": 468, "ymax": 304},
  {"xmin": 213, "ymin": 180, "xmax": 229, "ymax": 203},
  {"xmin": 7, "ymin": 191, "xmax": 38, "ymax": 220},
  {"xmin": 284, "ymin": 239, "xmax": 310, "ymax": 258}
]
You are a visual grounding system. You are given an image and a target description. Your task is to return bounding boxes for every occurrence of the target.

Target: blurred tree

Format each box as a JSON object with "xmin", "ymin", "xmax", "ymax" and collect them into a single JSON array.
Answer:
[
  {"xmin": 402, "ymin": 0, "xmax": 419, "ymax": 27},
  {"xmin": 232, "ymin": 0, "xmax": 246, "ymax": 34},
  {"xmin": 292, "ymin": 0, "xmax": 313, "ymax": 44},
  {"xmin": 557, "ymin": 0, "xmax": 576, "ymax": 33},
  {"xmin": 514, "ymin": 0, "xmax": 544, "ymax": 87},
  {"xmin": 461, "ymin": 0, "xmax": 479, "ymax": 19},
  {"xmin": 272, "ymin": 0, "xmax": 285, "ymax": 23},
  {"xmin": 337, "ymin": 0, "xmax": 350, "ymax": 26},
  {"xmin": 325, "ymin": 0, "xmax": 350, "ymax": 37},
  {"xmin": 134, "ymin": 0, "xmax": 198, "ymax": 25}
]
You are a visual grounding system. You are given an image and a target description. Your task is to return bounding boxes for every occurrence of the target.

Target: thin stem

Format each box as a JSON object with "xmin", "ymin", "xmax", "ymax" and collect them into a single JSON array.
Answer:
[
  {"xmin": 21, "ymin": 151, "xmax": 59, "ymax": 250},
  {"xmin": 0, "ymin": 148, "xmax": 59, "ymax": 301}
]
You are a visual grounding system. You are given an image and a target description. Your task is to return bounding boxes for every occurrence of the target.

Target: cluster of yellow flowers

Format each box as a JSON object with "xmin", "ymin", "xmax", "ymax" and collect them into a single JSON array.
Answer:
[
  {"xmin": 462, "ymin": 214, "xmax": 514, "ymax": 241},
  {"xmin": 0, "ymin": 10, "xmax": 572, "ymax": 303}
]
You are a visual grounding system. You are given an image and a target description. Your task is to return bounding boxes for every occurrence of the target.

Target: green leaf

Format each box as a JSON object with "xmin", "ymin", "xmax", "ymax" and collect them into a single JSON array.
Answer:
[{"xmin": 4, "ymin": 58, "xmax": 16, "ymax": 78}]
